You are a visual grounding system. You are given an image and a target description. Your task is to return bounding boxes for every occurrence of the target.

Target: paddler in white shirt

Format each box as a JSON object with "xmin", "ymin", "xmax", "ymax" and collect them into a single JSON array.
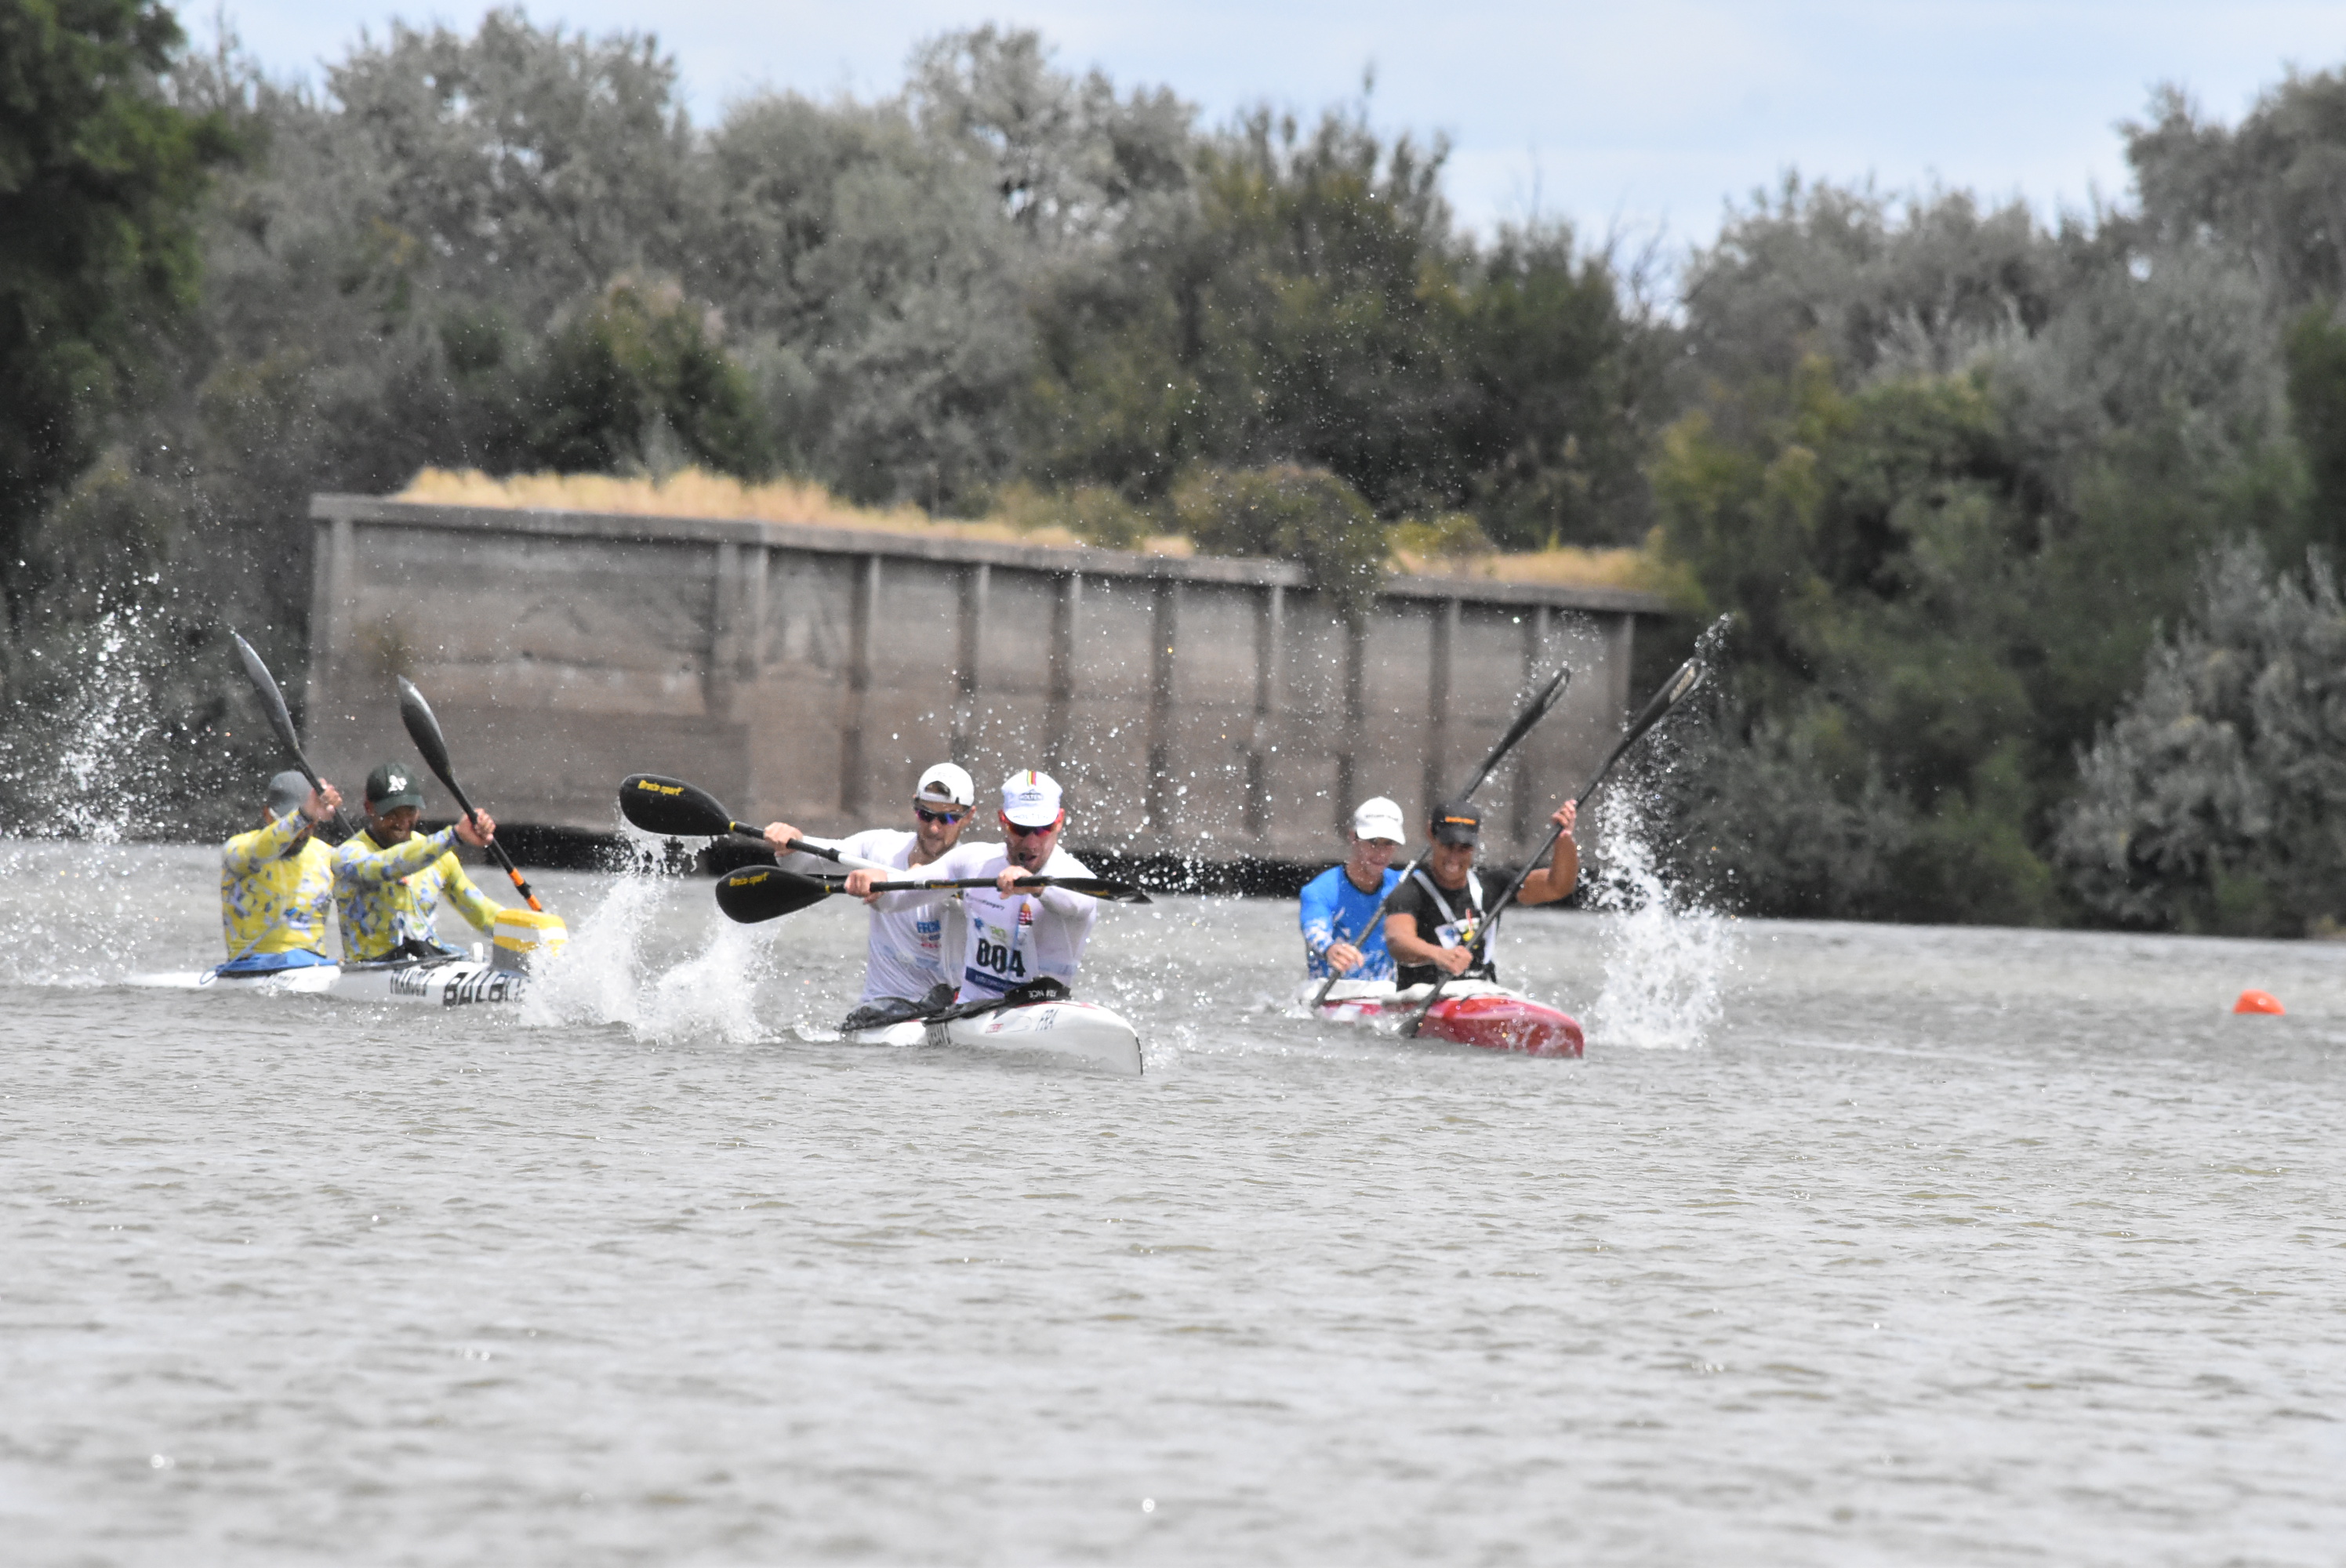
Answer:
[
  {"xmin": 761, "ymin": 762, "xmax": 986, "ymax": 1027},
  {"xmin": 847, "ymin": 769, "xmax": 1099, "ymax": 1003}
]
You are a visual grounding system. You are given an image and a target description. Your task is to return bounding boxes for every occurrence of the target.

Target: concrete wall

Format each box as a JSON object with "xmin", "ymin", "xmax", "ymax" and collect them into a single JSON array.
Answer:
[{"xmin": 303, "ymin": 495, "xmax": 1669, "ymax": 866}]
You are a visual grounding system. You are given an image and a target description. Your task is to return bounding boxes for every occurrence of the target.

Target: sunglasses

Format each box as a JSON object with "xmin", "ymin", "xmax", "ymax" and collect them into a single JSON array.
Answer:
[
  {"xmin": 1004, "ymin": 818, "xmax": 1059, "ymax": 837},
  {"xmin": 914, "ymin": 803, "xmax": 968, "ymax": 825}
]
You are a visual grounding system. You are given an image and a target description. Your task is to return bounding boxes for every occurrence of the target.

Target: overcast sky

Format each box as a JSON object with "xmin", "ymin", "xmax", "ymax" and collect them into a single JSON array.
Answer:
[{"xmin": 212, "ymin": 2, "xmax": 2346, "ymax": 252}]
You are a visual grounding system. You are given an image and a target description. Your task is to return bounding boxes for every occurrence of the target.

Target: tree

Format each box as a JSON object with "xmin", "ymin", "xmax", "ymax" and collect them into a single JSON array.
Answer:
[
  {"xmin": 2057, "ymin": 541, "xmax": 2346, "ymax": 935},
  {"xmin": 529, "ymin": 275, "xmax": 766, "ymax": 475},
  {"xmin": 0, "ymin": 0, "xmax": 231, "ymax": 617}
]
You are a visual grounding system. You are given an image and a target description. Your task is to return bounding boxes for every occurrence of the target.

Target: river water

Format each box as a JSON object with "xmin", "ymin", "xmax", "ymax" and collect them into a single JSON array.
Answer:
[{"xmin": 3, "ymin": 839, "xmax": 2342, "ymax": 1566}]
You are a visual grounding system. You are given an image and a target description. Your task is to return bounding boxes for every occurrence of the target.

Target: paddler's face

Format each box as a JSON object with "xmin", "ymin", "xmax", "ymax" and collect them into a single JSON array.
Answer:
[
  {"xmin": 1003, "ymin": 813, "xmax": 1061, "ymax": 872},
  {"xmin": 1347, "ymin": 832, "xmax": 1398, "ymax": 874},
  {"xmin": 1427, "ymin": 837, "xmax": 1476, "ymax": 887},
  {"xmin": 369, "ymin": 803, "xmax": 422, "ymax": 844},
  {"xmin": 911, "ymin": 797, "xmax": 968, "ymax": 858}
]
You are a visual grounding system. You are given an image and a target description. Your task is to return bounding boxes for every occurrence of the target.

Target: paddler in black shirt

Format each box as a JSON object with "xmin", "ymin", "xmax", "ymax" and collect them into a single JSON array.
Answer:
[{"xmin": 1385, "ymin": 799, "xmax": 1581, "ymax": 988}]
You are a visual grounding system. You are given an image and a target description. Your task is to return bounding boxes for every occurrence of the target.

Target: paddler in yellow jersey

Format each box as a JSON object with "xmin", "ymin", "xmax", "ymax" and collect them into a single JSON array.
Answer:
[
  {"xmin": 332, "ymin": 761, "xmax": 504, "ymax": 963},
  {"xmin": 219, "ymin": 770, "xmax": 346, "ymax": 974}
]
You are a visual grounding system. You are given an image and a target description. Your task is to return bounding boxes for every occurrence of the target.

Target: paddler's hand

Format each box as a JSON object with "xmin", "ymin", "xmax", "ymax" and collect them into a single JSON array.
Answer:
[
  {"xmin": 1550, "ymin": 800, "xmax": 1577, "ymax": 837},
  {"xmin": 303, "ymin": 782, "xmax": 343, "ymax": 823},
  {"xmin": 761, "ymin": 822, "xmax": 802, "ymax": 851},
  {"xmin": 994, "ymin": 866, "xmax": 1033, "ymax": 895},
  {"xmin": 844, "ymin": 867, "xmax": 884, "ymax": 904},
  {"xmin": 1433, "ymin": 945, "xmax": 1474, "ymax": 976},
  {"xmin": 1327, "ymin": 941, "xmax": 1365, "ymax": 975},
  {"xmin": 454, "ymin": 810, "xmax": 496, "ymax": 848}
]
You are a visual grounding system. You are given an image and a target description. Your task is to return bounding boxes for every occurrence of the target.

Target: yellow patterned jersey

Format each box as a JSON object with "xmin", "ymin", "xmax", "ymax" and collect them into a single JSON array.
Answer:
[
  {"xmin": 220, "ymin": 811, "xmax": 337, "ymax": 959},
  {"xmin": 333, "ymin": 827, "xmax": 506, "ymax": 962}
]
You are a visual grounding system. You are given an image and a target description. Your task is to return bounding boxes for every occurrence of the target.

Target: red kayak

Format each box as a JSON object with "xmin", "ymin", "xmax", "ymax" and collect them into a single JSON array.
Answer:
[{"xmin": 1304, "ymin": 979, "xmax": 1585, "ymax": 1058}]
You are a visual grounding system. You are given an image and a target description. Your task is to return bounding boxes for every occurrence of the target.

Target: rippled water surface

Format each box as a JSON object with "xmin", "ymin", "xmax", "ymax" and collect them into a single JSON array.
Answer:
[{"xmin": 5, "ymin": 841, "xmax": 2344, "ymax": 1565}]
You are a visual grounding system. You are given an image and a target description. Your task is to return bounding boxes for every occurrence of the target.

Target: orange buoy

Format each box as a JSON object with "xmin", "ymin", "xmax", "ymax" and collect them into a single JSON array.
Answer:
[{"xmin": 2233, "ymin": 989, "xmax": 2286, "ymax": 1015}]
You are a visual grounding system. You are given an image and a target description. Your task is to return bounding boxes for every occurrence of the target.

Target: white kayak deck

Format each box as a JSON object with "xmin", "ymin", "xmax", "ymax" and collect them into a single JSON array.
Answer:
[
  {"xmin": 799, "ymin": 998, "xmax": 1143, "ymax": 1076},
  {"xmin": 125, "ymin": 958, "xmax": 529, "ymax": 1007}
]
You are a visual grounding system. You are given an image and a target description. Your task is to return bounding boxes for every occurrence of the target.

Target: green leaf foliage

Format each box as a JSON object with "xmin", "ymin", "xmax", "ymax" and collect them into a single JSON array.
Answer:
[
  {"xmin": 1023, "ymin": 107, "xmax": 1656, "ymax": 548},
  {"xmin": 529, "ymin": 277, "xmax": 768, "ymax": 477},
  {"xmin": 1167, "ymin": 465, "xmax": 1388, "ymax": 622},
  {"xmin": 2057, "ymin": 542, "xmax": 2346, "ymax": 935},
  {"xmin": 0, "ymin": 0, "xmax": 231, "ymax": 608}
]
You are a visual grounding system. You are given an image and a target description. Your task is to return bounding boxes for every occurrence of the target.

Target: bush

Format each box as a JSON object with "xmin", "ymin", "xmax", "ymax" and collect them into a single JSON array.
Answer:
[
  {"xmin": 528, "ymin": 277, "xmax": 768, "ymax": 477},
  {"xmin": 1168, "ymin": 465, "xmax": 1388, "ymax": 619},
  {"xmin": 2057, "ymin": 540, "xmax": 2346, "ymax": 934}
]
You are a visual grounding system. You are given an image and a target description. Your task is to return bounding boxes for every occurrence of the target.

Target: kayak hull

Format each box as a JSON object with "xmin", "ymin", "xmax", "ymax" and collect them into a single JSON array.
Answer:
[
  {"xmin": 1306, "ymin": 978, "xmax": 1584, "ymax": 1058},
  {"xmin": 834, "ymin": 998, "xmax": 1143, "ymax": 1076},
  {"xmin": 125, "ymin": 959, "xmax": 531, "ymax": 1007}
]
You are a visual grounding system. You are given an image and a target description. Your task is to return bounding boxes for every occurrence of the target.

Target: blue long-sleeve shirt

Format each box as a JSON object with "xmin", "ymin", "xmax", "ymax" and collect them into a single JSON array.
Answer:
[{"xmin": 1299, "ymin": 863, "xmax": 1402, "ymax": 980}]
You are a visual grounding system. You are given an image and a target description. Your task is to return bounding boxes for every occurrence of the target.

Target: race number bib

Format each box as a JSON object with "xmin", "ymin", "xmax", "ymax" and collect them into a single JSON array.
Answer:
[
  {"xmin": 961, "ymin": 900, "xmax": 1032, "ymax": 996},
  {"xmin": 1434, "ymin": 913, "xmax": 1480, "ymax": 950}
]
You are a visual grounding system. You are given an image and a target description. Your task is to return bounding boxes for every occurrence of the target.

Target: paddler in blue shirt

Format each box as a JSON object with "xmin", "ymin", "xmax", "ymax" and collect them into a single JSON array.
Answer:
[
  {"xmin": 332, "ymin": 762, "xmax": 503, "ymax": 964},
  {"xmin": 1299, "ymin": 797, "xmax": 1407, "ymax": 980},
  {"xmin": 218, "ymin": 770, "xmax": 346, "ymax": 973}
]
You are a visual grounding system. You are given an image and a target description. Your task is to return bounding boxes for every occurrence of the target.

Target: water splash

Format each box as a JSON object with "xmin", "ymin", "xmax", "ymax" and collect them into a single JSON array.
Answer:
[
  {"xmin": 2, "ymin": 607, "xmax": 165, "ymax": 844},
  {"xmin": 1585, "ymin": 786, "xmax": 1734, "ymax": 1051},
  {"xmin": 521, "ymin": 831, "xmax": 776, "ymax": 1046}
]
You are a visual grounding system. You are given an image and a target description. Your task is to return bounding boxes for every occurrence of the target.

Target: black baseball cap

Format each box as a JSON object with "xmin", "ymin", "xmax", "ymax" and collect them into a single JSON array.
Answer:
[
  {"xmin": 366, "ymin": 761, "xmax": 424, "ymax": 812},
  {"xmin": 1430, "ymin": 801, "xmax": 1482, "ymax": 845}
]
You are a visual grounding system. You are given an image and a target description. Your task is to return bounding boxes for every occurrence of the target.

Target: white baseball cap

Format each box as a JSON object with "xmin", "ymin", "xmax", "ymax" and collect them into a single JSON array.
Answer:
[
  {"xmin": 1000, "ymin": 769, "xmax": 1064, "ymax": 827},
  {"xmin": 1351, "ymin": 797, "xmax": 1406, "ymax": 844},
  {"xmin": 916, "ymin": 762, "xmax": 975, "ymax": 807}
]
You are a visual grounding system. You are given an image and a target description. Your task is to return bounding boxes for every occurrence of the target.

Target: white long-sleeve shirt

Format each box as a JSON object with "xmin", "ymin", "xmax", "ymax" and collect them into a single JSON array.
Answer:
[
  {"xmin": 873, "ymin": 840, "xmax": 1099, "ymax": 1000},
  {"xmin": 778, "ymin": 829, "xmax": 977, "ymax": 1006}
]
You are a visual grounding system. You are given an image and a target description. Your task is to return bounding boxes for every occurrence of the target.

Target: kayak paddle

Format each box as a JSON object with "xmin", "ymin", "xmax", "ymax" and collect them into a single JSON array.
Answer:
[
  {"xmin": 1401, "ymin": 644, "xmax": 1712, "ymax": 1037},
  {"xmin": 716, "ymin": 864, "xmax": 1152, "ymax": 924},
  {"xmin": 615, "ymin": 774, "xmax": 887, "ymax": 871},
  {"xmin": 394, "ymin": 676, "xmax": 545, "ymax": 913},
  {"xmin": 228, "ymin": 629, "xmax": 358, "ymax": 839},
  {"xmin": 1306, "ymin": 659, "xmax": 1574, "ymax": 1009}
]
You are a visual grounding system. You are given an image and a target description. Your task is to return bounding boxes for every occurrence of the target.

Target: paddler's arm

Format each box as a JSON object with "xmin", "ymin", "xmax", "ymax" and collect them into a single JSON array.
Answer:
[
  {"xmin": 1513, "ymin": 801, "xmax": 1580, "ymax": 906},
  {"xmin": 221, "ymin": 784, "xmax": 342, "ymax": 873},
  {"xmin": 1298, "ymin": 875, "xmax": 1364, "ymax": 975},
  {"xmin": 761, "ymin": 821, "xmax": 848, "ymax": 874},
  {"xmin": 335, "ymin": 814, "xmax": 494, "ymax": 885},
  {"xmin": 439, "ymin": 855, "xmax": 505, "ymax": 931},
  {"xmin": 1385, "ymin": 911, "xmax": 1473, "ymax": 976}
]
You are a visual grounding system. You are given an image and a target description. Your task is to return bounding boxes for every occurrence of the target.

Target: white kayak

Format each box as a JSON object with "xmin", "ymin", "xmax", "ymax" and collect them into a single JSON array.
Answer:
[
  {"xmin": 126, "ymin": 956, "xmax": 532, "ymax": 1007},
  {"xmin": 802, "ymin": 997, "xmax": 1144, "ymax": 1076}
]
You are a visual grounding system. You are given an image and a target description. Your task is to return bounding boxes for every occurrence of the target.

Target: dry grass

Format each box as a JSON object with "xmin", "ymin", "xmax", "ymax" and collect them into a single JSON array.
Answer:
[
  {"xmin": 398, "ymin": 468, "xmax": 1198, "ymax": 554},
  {"xmin": 1392, "ymin": 539, "xmax": 1688, "ymax": 599},
  {"xmin": 397, "ymin": 468, "xmax": 1670, "ymax": 593}
]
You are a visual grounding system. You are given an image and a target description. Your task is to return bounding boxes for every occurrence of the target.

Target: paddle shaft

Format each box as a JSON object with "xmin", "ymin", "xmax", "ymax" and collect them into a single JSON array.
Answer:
[
  {"xmin": 435, "ymin": 769, "xmax": 543, "ymax": 913},
  {"xmin": 396, "ymin": 677, "xmax": 543, "ymax": 912},
  {"xmin": 817, "ymin": 873, "xmax": 1142, "ymax": 900},
  {"xmin": 1401, "ymin": 652, "xmax": 1709, "ymax": 1036},
  {"xmin": 1306, "ymin": 662, "xmax": 1574, "ymax": 1008}
]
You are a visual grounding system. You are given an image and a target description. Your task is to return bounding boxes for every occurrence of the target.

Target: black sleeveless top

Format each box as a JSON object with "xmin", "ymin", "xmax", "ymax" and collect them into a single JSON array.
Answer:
[{"xmin": 1385, "ymin": 867, "xmax": 1489, "ymax": 988}]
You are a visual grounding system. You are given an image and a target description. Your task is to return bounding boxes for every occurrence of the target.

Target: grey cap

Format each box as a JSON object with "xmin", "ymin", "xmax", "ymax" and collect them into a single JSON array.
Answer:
[{"xmin": 265, "ymin": 770, "xmax": 310, "ymax": 818}]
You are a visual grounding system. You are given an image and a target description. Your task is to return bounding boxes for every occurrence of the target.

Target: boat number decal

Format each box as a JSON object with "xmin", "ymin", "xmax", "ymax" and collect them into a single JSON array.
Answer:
[{"xmin": 441, "ymin": 969, "xmax": 524, "ymax": 1007}]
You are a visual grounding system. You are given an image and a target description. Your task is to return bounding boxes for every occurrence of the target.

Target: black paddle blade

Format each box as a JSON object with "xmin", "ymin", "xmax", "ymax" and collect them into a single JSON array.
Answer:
[
  {"xmin": 618, "ymin": 774, "xmax": 738, "ymax": 838},
  {"xmin": 714, "ymin": 864, "xmax": 837, "ymax": 924},
  {"xmin": 1627, "ymin": 654, "xmax": 1707, "ymax": 742},
  {"xmin": 394, "ymin": 677, "xmax": 455, "ymax": 784},
  {"xmin": 1458, "ymin": 661, "xmax": 1572, "ymax": 799},
  {"xmin": 230, "ymin": 630, "xmax": 307, "ymax": 766}
]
